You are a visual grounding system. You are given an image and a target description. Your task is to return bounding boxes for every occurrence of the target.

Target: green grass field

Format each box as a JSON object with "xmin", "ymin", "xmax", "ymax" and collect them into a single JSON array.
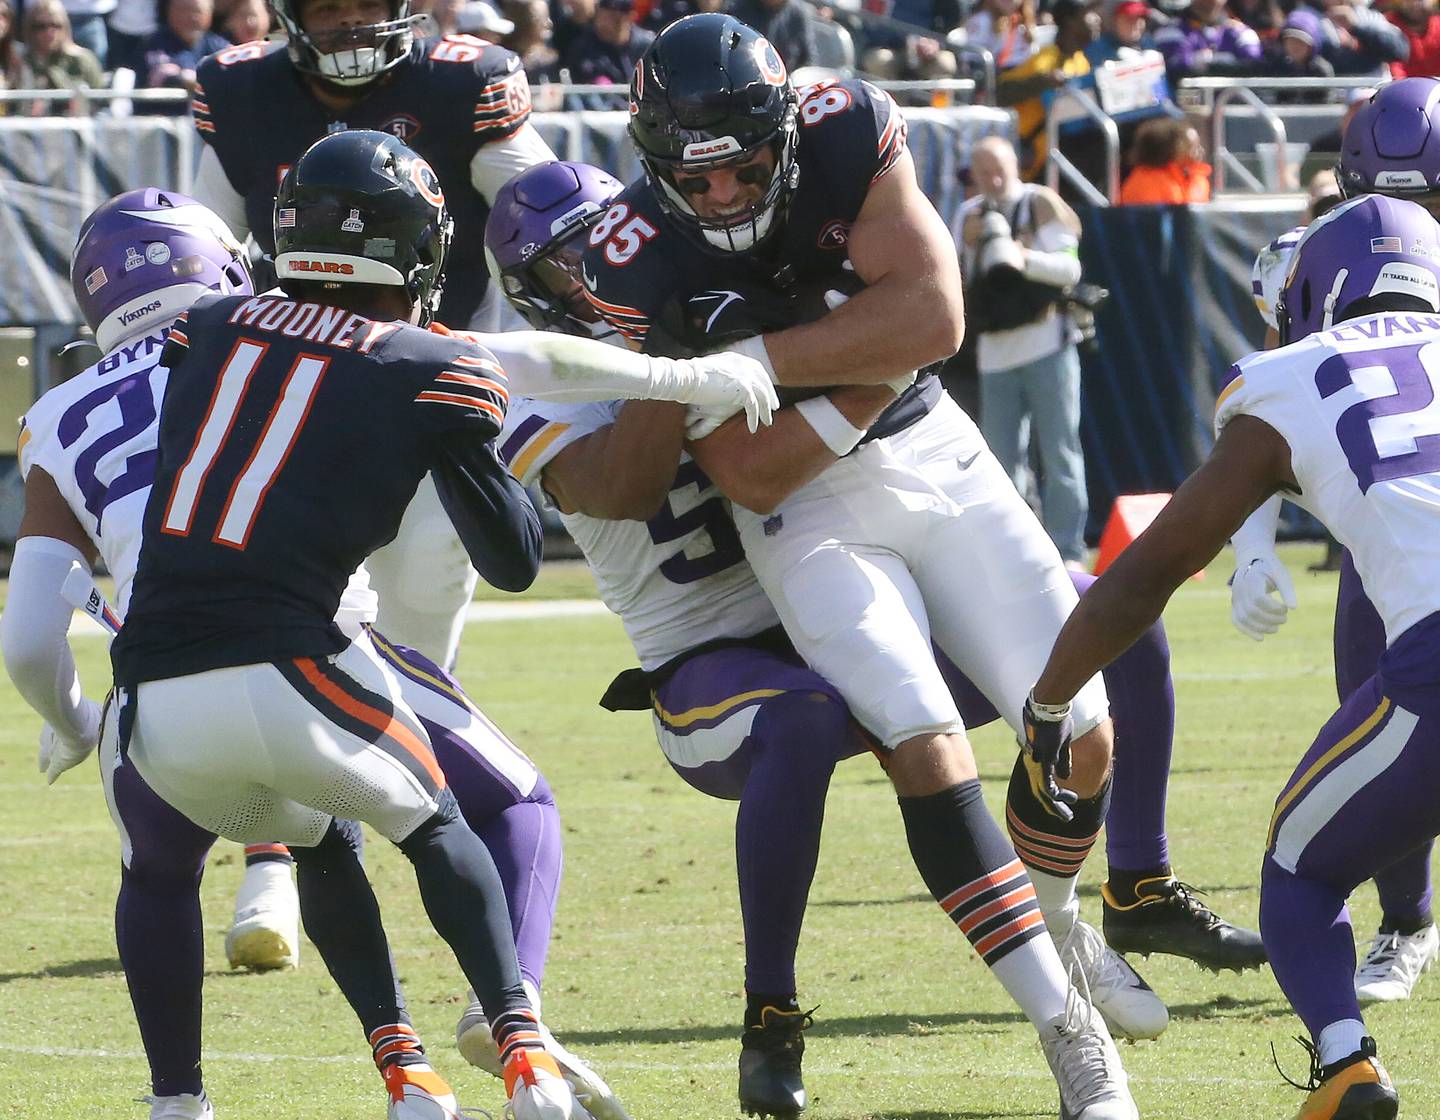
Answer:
[{"xmin": 1, "ymin": 545, "xmax": 1435, "ymax": 1120}]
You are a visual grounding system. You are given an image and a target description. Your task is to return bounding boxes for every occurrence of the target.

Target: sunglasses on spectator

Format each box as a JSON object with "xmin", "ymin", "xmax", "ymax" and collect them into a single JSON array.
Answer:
[
  {"xmin": 31, "ymin": 21, "xmax": 64, "ymax": 28},
  {"xmin": 673, "ymin": 162, "xmax": 772, "ymax": 196}
]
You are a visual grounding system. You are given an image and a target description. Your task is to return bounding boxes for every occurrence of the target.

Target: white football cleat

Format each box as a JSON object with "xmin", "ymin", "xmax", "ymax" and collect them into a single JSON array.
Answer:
[
  {"xmin": 503, "ymin": 1050, "xmax": 592, "ymax": 1120},
  {"xmin": 225, "ymin": 858, "xmax": 300, "ymax": 971},
  {"xmin": 457, "ymin": 992, "xmax": 628, "ymax": 1120},
  {"xmin": 1355, "ymin": 923, "xmax": 1439, "ymax": 1004},
  {"xmin": 382, "ymin": 1062, "xmax": 460, "ymax": 1120},
  {"xmin": 1055, "ymin": 919, "xmax": 1168, "ymax": 1041},
  {"xmin": 143, "ymin": 1092, "xmax": 214, "ymax": 1120},
  {"xmin": 1039, "ymin": 977, "xmax": 1138, "ymax": 1120}
]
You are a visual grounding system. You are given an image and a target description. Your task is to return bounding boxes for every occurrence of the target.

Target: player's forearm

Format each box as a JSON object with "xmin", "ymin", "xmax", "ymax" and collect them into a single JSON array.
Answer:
[
  {"xmin": 433, "ymin": 441, "xmax": 543, "ymax": 592},
  {"xmin": 484, "ymin": 332, "xmax": 687, "ymax": 403},
  {"xmin": 690, "ymin": 386, "xmax": 894, "ymax": 513},
  {"xmin": 549, "ymin": 401, "xmax": 686, "ymax": 520},
  {"xmin": 0, "ymin": 537, "xmax": 96, "ymax": 743},
  {"xmin": 760, "ymin": 273, "xmax": 965, "ymax": 388}
]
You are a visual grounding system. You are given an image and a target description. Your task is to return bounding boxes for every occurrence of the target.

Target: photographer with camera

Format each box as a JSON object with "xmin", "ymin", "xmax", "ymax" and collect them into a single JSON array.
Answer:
[{"xmin": 958, "ymin": 135, "xmax": 1092, "ymax": 568}]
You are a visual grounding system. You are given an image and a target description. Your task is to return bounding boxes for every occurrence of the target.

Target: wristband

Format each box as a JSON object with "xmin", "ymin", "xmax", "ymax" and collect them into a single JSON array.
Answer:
[
  {"xmin": 795, "ymin": 395, "xmax": 868, "ymax": 458},
  {"xmin": 728, "ymin": 334, "xmax": 777, "ymax": 383},
  {"xmin": 1025, "ymin": 691, "xmax": 1072, "ymax": 721}
]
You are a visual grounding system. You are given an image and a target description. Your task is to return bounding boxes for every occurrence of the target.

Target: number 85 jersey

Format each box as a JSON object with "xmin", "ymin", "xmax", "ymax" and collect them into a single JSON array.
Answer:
[
  {"xmin": 1217, "ymin": 309, "xmax": 1440, "ymax": 646},
  {"xmin": 498, "ymin": 396, "xmax": 777, "ymax": 670},
  {"xmin": 17, "ymin": 330, "xmax": 170, "ymax": 614}
]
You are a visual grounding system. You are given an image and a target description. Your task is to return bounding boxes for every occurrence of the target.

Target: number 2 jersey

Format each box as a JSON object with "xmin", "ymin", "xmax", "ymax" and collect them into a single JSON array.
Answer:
[
  {"xmin": 499, "ymin": 396, "xmax": 777, "ymax": 670},
  {"xmin": 110, "ymin": 292, "xmax": 510, "ymax": 687},
  {"xmin": 192, "ymin": 36, "xmax": 532, "ymax": 327},
  {"xmin": 1217, "ymin": 310, "xmax": 1440, "ymax": 646}
]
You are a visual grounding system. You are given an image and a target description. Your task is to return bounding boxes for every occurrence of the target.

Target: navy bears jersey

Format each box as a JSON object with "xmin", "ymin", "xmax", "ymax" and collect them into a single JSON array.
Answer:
[
  {"xmin": 111, "ymin": 292, "xmax": 511, "ymax": 687},
  {"xmin": 580, "ymin": 78, "xmax": 906, "ymax": 353},
  {"xmin": 192, "ymin": 35, "xmax": 532, "ymax": 326}
]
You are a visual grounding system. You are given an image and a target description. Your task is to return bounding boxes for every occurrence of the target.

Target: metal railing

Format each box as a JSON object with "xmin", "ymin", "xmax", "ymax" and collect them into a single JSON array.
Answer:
[
  {"xmin": 1208, "ymin": 86, "xmax": 1289, "ymax": 194},
  {"xmin": 1044, "ymin": 86, "xmax": 1119, "ymax": 206}
]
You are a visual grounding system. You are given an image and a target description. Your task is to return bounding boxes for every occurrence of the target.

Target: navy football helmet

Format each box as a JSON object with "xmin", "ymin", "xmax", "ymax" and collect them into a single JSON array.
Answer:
[
  {"xmin": 629, "ymin": 14, "xmax": 800, "ymax": 254},
  {"xmin": 269, "ymin": 0, "xmax": 421, "ymax": 86},
  {"xmin": 274, "ymin": 130, "xmax": 453, "ymax": 325}
]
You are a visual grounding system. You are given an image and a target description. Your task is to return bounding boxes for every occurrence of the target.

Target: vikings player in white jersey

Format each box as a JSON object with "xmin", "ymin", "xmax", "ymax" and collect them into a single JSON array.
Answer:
[
  {"xmin": 0, "ymin": 188, "xmax": 774, "ymax": 1120},
  {"xmin": 1234, "ymin": 79, "xmax": 1440, "ymax": 1006},
  {"xmin": 1030, "ymin": 194, "xmax": 1440, "ymax": 1120},
  {"xmin": 486, "ymin": 159, "xmax": 1175, "ymax": 1120}
]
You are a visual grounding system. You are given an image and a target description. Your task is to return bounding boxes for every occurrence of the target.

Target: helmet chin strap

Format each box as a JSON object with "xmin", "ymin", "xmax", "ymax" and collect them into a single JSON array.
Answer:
[{"xmin": 1321, "ymin": 267, "xmax": 1350, "ymax": 332}]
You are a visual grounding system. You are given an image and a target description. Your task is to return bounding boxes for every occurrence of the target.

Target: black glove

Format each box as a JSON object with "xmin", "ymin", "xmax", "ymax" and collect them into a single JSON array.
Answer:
[{"xmin": 1020, "ymin": 692, "xmax": 1078, "ymax": 822}]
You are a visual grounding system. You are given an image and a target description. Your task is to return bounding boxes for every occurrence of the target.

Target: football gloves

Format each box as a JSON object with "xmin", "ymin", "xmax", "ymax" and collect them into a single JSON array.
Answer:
[
  {"xmin": 38, "ymin": 696, "xmax": 104, "ymax": 785},
  {"xmin": 1230, "ymin": 553, "xmax": 1297, "ymax": 641},
  {"xmin": 1021, "ymin": 692, "xmax": 1078, "ymax": 822}
]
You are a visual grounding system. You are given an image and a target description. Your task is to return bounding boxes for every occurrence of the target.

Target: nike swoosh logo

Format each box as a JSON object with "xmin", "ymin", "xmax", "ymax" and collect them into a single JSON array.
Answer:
[
  {"xmin": 690, "ymin": 289, "xmax": 744, "ymax": 333},
  {"xmin": 581, "ymin": 261, "xmax": 598, "ymax": 292},
  {"xmin": 957, "ymin": 450, "xmax": 982, "ymax": 470}
]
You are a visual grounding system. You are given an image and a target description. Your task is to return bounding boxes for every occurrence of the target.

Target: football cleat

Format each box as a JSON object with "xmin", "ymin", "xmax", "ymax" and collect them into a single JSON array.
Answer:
[
  {"xmin": 225, "ymin": 859, "xmax": 300, "ymax": 971},
  {"xmin": 382, "ymin": 1062, "xmax": 460, "ymax": 1120},
  {"xmin": 738, "ymin": 1005, "xmax": 812, "ymax": 1118},
  {"xmin": 142, "ymin": 1092, "xmax": 214, "ymax": 1120},
  {"xmin": 503, "ymin": 1048, "xmax": 592, "ymax": 1120},
  {"xmin": 1282, "ymin": 1036, "xmax": 1398, "ymax": 1120},
  {"xmin": 1102, "ymin": 876, "xmax": 1267, "ymax": 972},
  {"xmin": 456, "ymin": 992, "xmax": 630, "ymax": 1120},
  {"xmin": 1054, "ymin": 919, "xmax": 1168, "ymax": 1041},
  {"xmin": 1039, "ymin": 973, "xmax": 1138, "ymax": 1120},
  {"xmin": 1354, "ymin": 923, "xmax": 1439, "ymax": 1004}
]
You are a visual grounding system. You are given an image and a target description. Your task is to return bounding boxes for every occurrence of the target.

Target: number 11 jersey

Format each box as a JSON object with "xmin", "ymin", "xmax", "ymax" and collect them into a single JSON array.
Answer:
[{"xmin": 1218, "ymin": 309, "xmax": 1440, "ymax": 647}]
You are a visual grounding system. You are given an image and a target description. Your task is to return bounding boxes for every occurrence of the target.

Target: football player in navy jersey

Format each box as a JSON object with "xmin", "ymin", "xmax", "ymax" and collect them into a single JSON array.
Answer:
[
  {"xmin": 581, "ymin": 16, "xmax": 1142, "ymax": 1118},
  {"xmin": 189, "ymin": 0, "xmax": 558, "ymax": 678},
  {"xmin": 105, "ymin": 131, "xmax": 593, "ymax": 1120}
]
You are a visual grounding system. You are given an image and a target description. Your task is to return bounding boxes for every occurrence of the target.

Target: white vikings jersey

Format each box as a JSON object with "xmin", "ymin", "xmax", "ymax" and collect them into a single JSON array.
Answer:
[
  {"xmin": 18, "ymin": 327, "xmax": 378, "ymax": 622},
  {"xmin": 1218, "ymin": 310, "xmax": 1440, "ymax": 644},
  {"xmin": 498, "ymin": 396, "xmax": 778, "ymax": 670},
  {"xmin": 1251, "ymin": 225, "xmax": 1306, "ymax": 332}
]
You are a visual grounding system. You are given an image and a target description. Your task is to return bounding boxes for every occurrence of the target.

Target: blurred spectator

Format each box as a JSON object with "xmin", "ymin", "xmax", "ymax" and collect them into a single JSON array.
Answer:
[
  {"xmin": 563, "ymin": 0, "xmax": 652, "ymax": 103},
  {"xmin": 550, "ymin": 0, "xmax": 595, "ymax": 59},
  {"xmin": 964, "ymin": 0, "xmax": 1041, "ymax": 70},
  {"xmin": 429, "ymin": 0, "xmax": 463, "ymax": 33},
  {"xmin": 221, "ymin": 0, "xmax": 269, "ymax": 42},
  {"xmin": 61, "ymin": 0, "xmax": 116, "ymax": 66},
  {"xmin": 957, "ymin": 134, "xmax": 1090, "ymax": 566},
  {"xmin": 0, "ymin": 0, "xmax": 25, "ymax": 103},
  {"xmin": 1086, "ymin": 0, "xmax": 1154, "ymax": 63},
  {"xmin": 504, "ymin": 0, "xmax": 562, "ymax": 86},
  {"xmin": 1306, "ymin": 0, "xmax": 1407, "ymax": 76},
  {"xmin": 1118, "ymin": 116, "xmax": 1211, "ymax": 200},
  {"xmin": 1266, "ymin": 7, "xmax": 1336, "ymax": 95},
  {"xmin": 1309, "ymin": 82, "xmax": 1375, "ymax": 151},
  {"xmin": 859, "ymin": 0, "xmax": 963, "ymax": 92},
  {"xmin": 17, "ymin": 0, "xmax": 105, "ymax": 112},
  {"xmin": 1152, "ymin": 0, "xmax": 1263, "ymax": 81},
  {"xmin": 1230, "ymin": 0, "xmax": 1284, "ymax": 36},
  {"xmin": 140, "ymin": 0, "xmax": 227, "ymax": 97},
  {"xmin": 1307, "ymin": 166, "xmax": 1342, "ymax": 215},
  {"xmin": 997, "ymin": 0, "xmax": 1099, "ymax": 178},
  {"xmin": 457, "ymin": 0, "xmax": 516, "ymax": 39},
  {"xmin": 1388, "ymin": 0, "xmax": 1440, "ymax": 76},
  {"xmin": 108, "ymin": 0, "xmax": 159, "ymax": 73},
  {"xmin": 729, "ymin": 0, "xmax": 815, "ymax": 70}
]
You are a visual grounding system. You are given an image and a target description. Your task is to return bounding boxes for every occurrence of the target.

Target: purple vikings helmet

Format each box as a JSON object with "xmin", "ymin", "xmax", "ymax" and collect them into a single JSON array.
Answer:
[
  {"xmin": 71, "ymin": 189, "xmax": 251, "ymax": 354},
  {"xmin": 485, "ymin": 160, "xmax": 623, "ymax": 334},
  {"xmin": 1339, "ymin": 78, "xmax": 1440, "ymax": 206},
  {"xmin": 1276, "ymin": 194, "xmax": 1440, "ymax": 345}
]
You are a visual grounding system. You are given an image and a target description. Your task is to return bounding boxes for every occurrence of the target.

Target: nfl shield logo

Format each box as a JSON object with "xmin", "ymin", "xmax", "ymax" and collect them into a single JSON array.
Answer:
[{"xmin": 341, "ymin": 208, "xmax": 365, "ymax": 233}]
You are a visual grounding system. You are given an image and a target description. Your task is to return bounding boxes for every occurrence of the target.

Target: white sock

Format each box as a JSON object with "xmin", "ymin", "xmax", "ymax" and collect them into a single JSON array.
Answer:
[
  {"xmin": 989, "ymin": 935, "xmax": 1072, "ymax": 1030},
  {"xmin": 1030, "ymin": 869, "xmax": 1080, "ymax": 938},
  {"xmin": 1317, "ymin": 1019, "xmax": 1367, "ymax": 1068},
  {"xmin": 234, "ymin": 858, "xmax": 293, "ymax": 918},
  {"xmin": 524, "ymin": 978, "xmax": 543, "ymax": 1019}
]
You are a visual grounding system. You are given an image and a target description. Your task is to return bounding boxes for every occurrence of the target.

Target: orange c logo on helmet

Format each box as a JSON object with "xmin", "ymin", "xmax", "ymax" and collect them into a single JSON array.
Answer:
[
  {"xmin": 756, "ymin": 38, "xmax": 787, "ymax": 86},
  {"xmin": 409, "ymin": 157, "xmax": 446, "ymax": 209}
]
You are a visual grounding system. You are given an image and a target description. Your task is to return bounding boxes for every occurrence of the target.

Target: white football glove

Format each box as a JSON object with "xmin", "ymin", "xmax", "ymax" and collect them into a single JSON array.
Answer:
[
  {"xmin": 1230, "ymin": 553, "xmax": 1297, "ymax": 641},
  {"xmin": 685, "ymin": 401, "xmax": 737, "ymax": 441},
  {"xmin": 664, "ymin": 352, "xmax": 778, "ymax": 433},
  {"xmin": 38, "ymin": 696, "xmax": 104, "ymax": 785}
]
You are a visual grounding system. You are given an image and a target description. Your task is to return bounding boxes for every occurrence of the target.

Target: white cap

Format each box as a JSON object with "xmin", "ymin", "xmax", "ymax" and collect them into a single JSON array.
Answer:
[{"xmin": 457, "ymin": 1, "xmax": 514, "ymax": 36}]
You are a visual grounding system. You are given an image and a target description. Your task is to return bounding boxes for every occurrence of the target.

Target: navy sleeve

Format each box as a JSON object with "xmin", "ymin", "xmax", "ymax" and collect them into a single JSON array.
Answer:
[{"xmin": 432, "ymin": 434, "xmax": 543, "ymax": 592}]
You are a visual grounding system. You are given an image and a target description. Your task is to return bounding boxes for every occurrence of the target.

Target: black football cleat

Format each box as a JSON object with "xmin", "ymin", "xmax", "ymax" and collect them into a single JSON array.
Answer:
[
  {"xmin": 739, "ymin": 1005, "xmax": 813, "ymax": 1118},
  {"xmin": 1102, "ymin": 876, "xmax": 1268, "ymax": 972}
]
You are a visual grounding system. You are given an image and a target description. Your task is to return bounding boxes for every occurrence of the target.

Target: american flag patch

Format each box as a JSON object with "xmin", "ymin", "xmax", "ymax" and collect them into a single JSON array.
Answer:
[
  {"xmin": 277, "ymin": 208, "xmax": 297, "ymax": 229},
  {"xmin": 84, "ymin": 267, "xmax": 107, "ymax": 294},
  {"xmin": 1372, "ymin": 237, "xmax": 1403, "ymax": 253}
]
